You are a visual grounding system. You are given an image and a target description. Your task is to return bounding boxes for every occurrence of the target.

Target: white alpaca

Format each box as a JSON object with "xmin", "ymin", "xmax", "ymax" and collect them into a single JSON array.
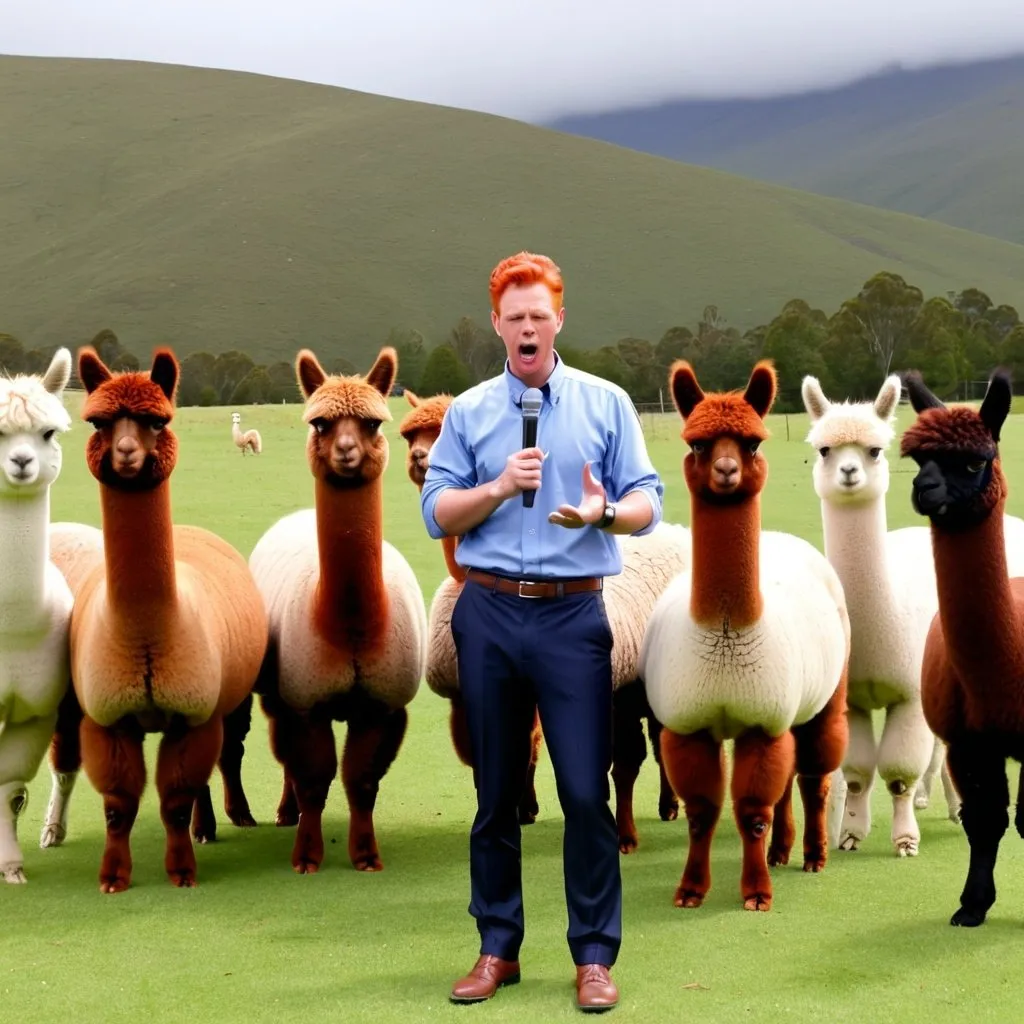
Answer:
[
  {"xmin": 0, "ymin": 348, "xmax": 75, "ymax": 883},
  {"xmin": 231, "ymin": 412, "xmax": 262, "ymax": 455},
  {"xmin": 801, "ymin": 374, "xmax": 961, "ymax": 857}
]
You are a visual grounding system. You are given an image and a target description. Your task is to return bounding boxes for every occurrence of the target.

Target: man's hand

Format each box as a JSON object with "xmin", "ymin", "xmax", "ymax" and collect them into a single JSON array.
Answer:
[
  {"xmin": 490, "ymin": 447, "xmax": 545, "ymax": 501},
  {"xmin": 549, "ymin": 462, "xmax": 607, "ymax": 529}
]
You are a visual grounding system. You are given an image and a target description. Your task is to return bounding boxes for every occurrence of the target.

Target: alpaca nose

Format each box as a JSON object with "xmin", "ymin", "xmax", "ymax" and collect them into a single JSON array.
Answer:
[
  {"xmin": 10, "ymin": 452, "xmax": 33, "ymax": 469},
  {"xmin": 412, "ymin": 449, "xmax": 427, "ymax": 465},
  {"xmin": 841, "ymin": 464, "xmax": 857, "ymax": 479},
  {"xmin": 712, "ymin": 456, "xmax": 739, "ymax": 488}
]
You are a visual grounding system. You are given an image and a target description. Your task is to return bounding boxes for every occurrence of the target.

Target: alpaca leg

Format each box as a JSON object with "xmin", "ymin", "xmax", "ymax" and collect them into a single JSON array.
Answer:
[
  {"xmin": 838, "ymin": 706, "xmax": 876, "ymax": 851},
  {"xmin": 0, "ymin": 714, "xmax": 57, "ymax": 882},
  {"xmin": 731, "ymin": 729, "xmax": 796, "ymax": 911},
  {"xmin": 268, "ymin": 710, "xmax": 337, "ymax": 873},
  {"xmin": 767, "ymin": 770, "xmax": 796, "ymax": 867},
  {"xmin": 915, "ymin": 738, "xmax": 944, "ymax": 809},
  {"xmin": 646, "ymin": 712, "xmax": 679, "ymax": 822},
  {"xmin": 80, "ymin": 716, "xmax": 146, "ymax": 894},
  {"xmin": 827, "ymin": 768, "xmax": 847, "ymax": 849},
  {"xmin": 877, "ymin": 697, "xmax": 935, "ymax": 857},
  {"xmin": 276, "ymin": 769, "xmax": 299, "ymax": 827},
  {"xmin": 449, "ymin": 695, "xmax": 473, "ymax": 766},
  {"xmin": 41, "ymin": 687, "xmax": 83, "ymax": 849},
  {"xmin": 660, "ymin": 728, "xmax": 725, "ymax": 908},
  {"xmin": 611, "ymin": 685, "xmax": 647, "ymax": 854},
  {"xmin": 792, "ymin": 679, "xmax": 848, "ymax": 872},
  {"xmin": 944, "ymin": 739, "xmax": 1009, "ymax": 927},
  {"xmin": 156, "ymin": 716, "xmax": 224, "ymax": 888},
  {"xmin": 518, "ymin": 708, "xmax": 542, "ymax": 826},
  {"xmin": 941, "ymin": 750, "xmax": 962, "ymax": 824},
  {"xmin": 192, "ymin": 694, "xmax": 256, "ymax": 842},
  {"xmin": 341, "ymin": 704, "xmax": 408, "ymax": 872}
]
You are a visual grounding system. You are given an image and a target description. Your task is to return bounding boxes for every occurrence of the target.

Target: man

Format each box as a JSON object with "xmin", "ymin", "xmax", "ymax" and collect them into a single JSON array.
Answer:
[{"xmin": 420, "ymin": 252, "xmax": 664, "ymax": 1013}]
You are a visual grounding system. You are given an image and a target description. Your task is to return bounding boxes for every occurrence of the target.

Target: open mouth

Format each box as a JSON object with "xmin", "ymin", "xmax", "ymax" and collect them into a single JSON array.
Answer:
[{"xmin": 518, "ymin": 343, "xmax": 539, "ymax": 364}]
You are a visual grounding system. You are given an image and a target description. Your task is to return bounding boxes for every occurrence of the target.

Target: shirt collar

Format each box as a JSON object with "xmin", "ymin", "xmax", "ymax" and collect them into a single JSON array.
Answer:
[{"xmin": 505, "ymin": 351, "xmax": 566, "ymax": 406}]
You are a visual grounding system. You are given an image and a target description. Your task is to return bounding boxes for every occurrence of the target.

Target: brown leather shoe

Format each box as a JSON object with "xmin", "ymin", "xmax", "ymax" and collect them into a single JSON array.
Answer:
[
  {"xmin": 450, "ymin": 954, "xmax": 521, "ymax": 1003},
  {"xmin": 575, "ymin": 964, "xmax": 618, "ymax": 1012}
]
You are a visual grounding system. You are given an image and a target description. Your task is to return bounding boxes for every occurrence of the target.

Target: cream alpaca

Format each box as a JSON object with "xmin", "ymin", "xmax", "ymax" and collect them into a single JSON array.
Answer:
[
  {"xmin": 0, "ymin": 348, "xmax": 74, "ymax": 883},
  {"xmin": 802, "ymin": 374, "xmax": 960, "ymax": 857},
  {"xmin": 249, "ymin": 346, "xmax": 427, "ymax": 874},
  {"xmin": 231, "ymin": 411, "xmax": 262, "ymax": 455}
]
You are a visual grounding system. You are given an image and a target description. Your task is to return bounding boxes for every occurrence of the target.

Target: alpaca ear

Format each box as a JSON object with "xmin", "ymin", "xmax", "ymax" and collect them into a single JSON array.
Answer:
[
  {"xmin": 150, "ymin": 348, "xmax": 179, "ymax": 402},
  {"xmin": 669, "ymin": 360, "xmax": 704, "ymax": 420},
  {"xmin": 404, "ymin": 389, "xmax": 420, "ymax": 408},
  {"xmin": 801, "ymin": 376, "xmax": 830, "ymax": 422},
  {"xmin": 980, "ymin": 369, "xmax": 1013, "ymax": 442},
  {"xmin": 42, "ymin": 347, "xmax": 72, "ymax": 396},
  {"xmin": 77, "ymin": 346, "xmax": 112, "ymax": 394},
  {"xmin": 744, "ymin": 360, "xmax": 777, "ymax": 419},
  {"xmin": 296, "ymin": 349, "xmax": 327, "ymax": 399},
  {"xmin": 901, "ymin": 370, "xmax": 945, "ymax": 415},
  {"xmin": 874, "ymin": 374, "xmax": 902, "ymax": 423},
  {"xmin": 365, "ymin": 346, "xmax": 398, "ymax": 398}
]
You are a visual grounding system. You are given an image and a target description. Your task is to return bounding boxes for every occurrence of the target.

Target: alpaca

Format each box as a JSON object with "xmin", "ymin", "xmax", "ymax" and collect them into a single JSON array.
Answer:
[
  {"xmin": 249, "ymin": 346, "xmax": 427, "ymax": 874},
  {"xmin": 398, "ymin": 389, "xmax": 692, "ymax": 852},
  {"xmin": 801, "ymin": 373, "xmax": 961, "ymax": 856},
  {"xmin": 0, "ymin": 348, "xmax": 75, "ymax": 883},
  {"xmin": 639, "ymin": 359, "xmax": 850, "ymax": 911},
  {"xmin": 66, "ymin": 346, "xmax": 268, "ymax": 892},
  {"xmin": 900, "ymin": 368, "xmax": 1024, "ymax": 926},
  {"xmin": 231, "ymin": 411, "xmax": 262, "ymax": 455}
]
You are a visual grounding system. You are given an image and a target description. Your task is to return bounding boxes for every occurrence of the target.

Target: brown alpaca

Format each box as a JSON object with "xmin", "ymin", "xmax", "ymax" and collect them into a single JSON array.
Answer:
[
  {"xmin": 249, "ymin": 347, "xmax": 426, "ymax": 874},
  {"xmin": 900, "ymin": 368, "xmax": 1024, "ymax": 926},
  {"xmin": 640, "ymin": 360, "xmax": 849, "ymax": 910},
  {"xmin": 399, "ymin": 389, "xmax": 544, "ymax": 825},
  {"xmin": 65, "ymin": 347, "xmax": 267, "ymax": 892}
]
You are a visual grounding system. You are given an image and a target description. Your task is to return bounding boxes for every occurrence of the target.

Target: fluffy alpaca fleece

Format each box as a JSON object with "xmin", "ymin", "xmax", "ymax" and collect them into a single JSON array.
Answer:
[
  {"xmin": 67, "ymin": 346, "xmax": 268, "ymax": 893},
  {"xmin": 0, "ymin": 349, "xmax": 75, "ymax": 883},
  {"xmin": 639, "ymin": 359, "xmax": 849, "ymax": 911},
  {"xmin": 802, "ymin": 373, "xmax": 960, "ymax": 857},
  {"xmin": 248, "ymin": 346, "xmax": 426, "ymax": 874},
  {"xmin": 231, "ymin": 412, "xmax": 262, "ymax": 455},
  {"xmin": 899, "ymin": 369, "xmax": 1024, "ymax": 926}
]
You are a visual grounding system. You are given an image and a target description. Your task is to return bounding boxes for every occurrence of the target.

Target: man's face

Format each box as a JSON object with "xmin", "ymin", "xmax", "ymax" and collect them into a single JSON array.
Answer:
[{"xmin": 491, "ymin": 281, "xmax": 564, "ymax": 387}]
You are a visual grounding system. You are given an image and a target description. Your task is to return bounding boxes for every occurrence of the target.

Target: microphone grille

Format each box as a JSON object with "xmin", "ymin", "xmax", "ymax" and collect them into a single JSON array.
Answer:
[{"xmin": 521, "ymin": 387, "xmax": 544, "ymax": 417}]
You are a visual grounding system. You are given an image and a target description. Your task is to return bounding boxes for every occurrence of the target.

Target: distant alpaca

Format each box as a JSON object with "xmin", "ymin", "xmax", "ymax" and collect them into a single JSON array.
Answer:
[
  {"xmin": 801, "ymin": 373, "xmax": 960, "ymax": 856},
  {"xmin": 66, "ymin": 346, "xmax": 268, "ymax": 892},
  {"xmin": 231, "ymin": 411, "xmax": 262, "ymax": 455},
  {"xmin": 249, "ymin": 347, "xmax": 427, "ymax": 874},
  {"xmin": 900, "ymin": 368, "xmax": 1024, "ymax": 926},
  {"xmin": 399, "ymin": 390, "xmax": 692, "ymax": 852},
  {"xmin": 0, "ymin": 349, "xmax": 75, "ymax": 883},
  {"xmin": 640, "ymin": 360, "xmax": 850, "ymax": 911}
]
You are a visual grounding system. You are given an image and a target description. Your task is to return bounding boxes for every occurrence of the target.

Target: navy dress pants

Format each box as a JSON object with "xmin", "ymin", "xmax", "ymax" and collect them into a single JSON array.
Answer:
[{"xmin": 450, "ymin": 577, "xmax": 621, "ymax": 967}]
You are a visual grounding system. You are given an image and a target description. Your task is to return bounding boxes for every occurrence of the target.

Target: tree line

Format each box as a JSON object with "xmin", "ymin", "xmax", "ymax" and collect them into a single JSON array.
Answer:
[{"xmin": 2, "ymin": 272, "xmax": 1023, "ymax": 413}]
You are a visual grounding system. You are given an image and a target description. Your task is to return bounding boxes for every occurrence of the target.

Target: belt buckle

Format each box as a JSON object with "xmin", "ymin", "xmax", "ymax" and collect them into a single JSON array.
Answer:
[{"xmin": 517, "ymin": 580, "xmax": 544, "ymax": 599}]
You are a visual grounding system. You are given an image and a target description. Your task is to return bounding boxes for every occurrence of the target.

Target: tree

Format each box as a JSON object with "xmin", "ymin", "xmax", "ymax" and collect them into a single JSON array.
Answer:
[
  {"xmin": 230, "ymin": 367, "xmax": 274, "ymax": 405},
  {"xmin": 266, "ymin": 360, "xmax": 300, "ymax": 403},
  {"xmin": 388, "ymin": 328, "xmax": 428, "ymax": 394},
  {"xmin": 448, "ymin": 316, "xmax": 503, "ymax": 384},
  {"xmin": 900, "ymin": 297, "xmax": 968, "ymax": 399},
  {"xmin": 213, "ymin": 350, "xmax": 256, "ymax": 404},
  {"xmin": 178, "ymin": 351, "xmax": 217, "ymax": 406},
  {"xmin": 89, "ymin": 328, "xmax": 123, "ymax": 367},
  {"xmin": 110, "ymin": 350, "xmax": 140, "ymax": 372},
  {"xmin": 0, "ymin": 334, "xmax": 25, "ymax": 375},
  {"xmin": 419, "ymin": 344, "xmax": 470, "ymax": 397},
  {"xmin": 953, "ymin": 287, "xmax": 993, "ymax": 324}
]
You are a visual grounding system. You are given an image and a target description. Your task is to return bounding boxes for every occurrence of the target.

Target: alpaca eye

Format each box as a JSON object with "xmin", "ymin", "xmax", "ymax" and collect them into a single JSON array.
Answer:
[
  {"xmin": 147, "ymin": 418, "xmax": 167, "ymax": 432},
  {"xmin": 43, "ymin": 429, "xmax": 56, "ymax": 442},
  {"xmin": 311, "ymin": 418, "xmax": 328, "ymax": 435},
  {"xmin": 966, "ymin": 459, "xmax": 986, "ymax": 473},
  {"xmin": 819, "ymin": 446, "xmax": 831, "ymax": 458},
  {"xmin": 690, "ymin": 442, "xmax": 705, "ymax": 455},
  {"xmin": 366, "ymin": 420, "xmax": 382, "ymax": 433},
  {"xmin": 869, "ymin": 447, "xmax": 882, "ymax": 460},
  {"xmin": 88, "ymin": 418, "xmax": 109, "ymax": 432},
  {"xmin": 748, "ymin": 440, "xmax": 761, "ymax": 455}
]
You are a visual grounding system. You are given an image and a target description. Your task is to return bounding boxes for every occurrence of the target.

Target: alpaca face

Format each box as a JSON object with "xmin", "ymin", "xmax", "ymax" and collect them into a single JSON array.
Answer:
[
  {"xmin": 900, "ymin": 369, "xmax": 1009, "ymax": 530},
  {"xmin": 670, "ymin": 359, "xmax": 776, "ymax": 504},
  {"xmin": 398, "ymin": 390, "xmax": 452, "ymax": 489},
  {"xmin": 0, "ymin": 348, "xmax": 72, "ymax": 495},
  {"xmin": 79, "ymin": 346, "xmax": 179, "ymax": 490},
  {"xmin": 231, "ymin": 413, "xmax": 241, "ymax": 426},
  {"xmin": 295, "ymin": 346, "xmax": 396, "ymax": 487}
]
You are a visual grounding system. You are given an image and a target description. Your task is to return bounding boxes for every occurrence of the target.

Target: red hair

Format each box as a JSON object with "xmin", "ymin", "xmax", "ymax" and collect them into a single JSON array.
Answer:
[{"xmin": 489, "ymin": 251, "xmax": 564, "ymax": 313}]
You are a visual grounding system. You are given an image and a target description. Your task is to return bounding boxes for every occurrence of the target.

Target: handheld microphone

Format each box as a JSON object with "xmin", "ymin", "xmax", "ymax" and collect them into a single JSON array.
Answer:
[{"xmin": 520, "ymin": 387, "xmax": 544, "ymax": 508}]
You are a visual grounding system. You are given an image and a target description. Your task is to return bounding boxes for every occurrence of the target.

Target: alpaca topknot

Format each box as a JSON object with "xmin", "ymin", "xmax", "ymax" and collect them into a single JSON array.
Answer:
[{"xmin": 900, "ymin": 407, "xmax": 998, "ymax": 461}]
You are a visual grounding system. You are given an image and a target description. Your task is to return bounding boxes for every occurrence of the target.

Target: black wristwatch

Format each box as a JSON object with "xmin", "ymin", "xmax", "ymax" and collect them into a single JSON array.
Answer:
[{"xmin": 596, "ymin": 504, "xmax": 616, "ymax": 530}]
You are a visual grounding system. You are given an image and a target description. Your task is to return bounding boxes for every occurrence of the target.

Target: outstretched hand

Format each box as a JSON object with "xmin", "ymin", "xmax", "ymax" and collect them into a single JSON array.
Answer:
[{"xmin": 549, "ymin": 462, "xmax": 607, "ymax": 529}]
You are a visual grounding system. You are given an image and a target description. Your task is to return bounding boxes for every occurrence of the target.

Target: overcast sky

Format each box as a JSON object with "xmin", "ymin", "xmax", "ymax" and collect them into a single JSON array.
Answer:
[{"xmin": 5, "ymin": 1, "xmax": 1024, "ymax": 120}]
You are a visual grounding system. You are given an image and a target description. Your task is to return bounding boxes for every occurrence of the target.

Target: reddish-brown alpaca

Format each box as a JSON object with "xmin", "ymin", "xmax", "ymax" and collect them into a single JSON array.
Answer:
[
  {"xmin": 640, "ymin": 359, "xmax": 849, "ymax": 910},
  {"xmin": 66, "ymin": 347, "xmax": 268, "ymax": 892},
  {"xmin": 901, "ymin": 368, "xmax": 1024, "ymax": 926},
  {"xmin": 398, "ymin": 389, "xmax": 544, "ymax": 825}
]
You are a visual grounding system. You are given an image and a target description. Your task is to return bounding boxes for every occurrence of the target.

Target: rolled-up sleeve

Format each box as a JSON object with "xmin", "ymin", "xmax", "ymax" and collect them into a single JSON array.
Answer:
[
  {"xmin": 606, "ymin": 393, "xmax": 664, "ymax": 537},
  {"xmin": 419, "ymin": 401, "xmax": 477, "ymax": 540}
]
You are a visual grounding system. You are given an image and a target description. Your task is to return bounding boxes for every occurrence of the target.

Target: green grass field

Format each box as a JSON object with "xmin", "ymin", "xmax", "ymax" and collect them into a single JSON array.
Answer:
[
  {"xmin": 5, "ymin": 394, "xmax": 1024, "ymax": 1024},
  {"xmin": 6, "ymin": 55, "xmax": 1024, "ymax": 369}
]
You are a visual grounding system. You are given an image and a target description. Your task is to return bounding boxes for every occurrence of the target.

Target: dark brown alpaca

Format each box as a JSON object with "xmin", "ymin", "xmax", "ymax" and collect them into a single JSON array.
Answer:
[{"xmin": 901, "ymin": 368, "xmax": 1024, "ymax": 926}]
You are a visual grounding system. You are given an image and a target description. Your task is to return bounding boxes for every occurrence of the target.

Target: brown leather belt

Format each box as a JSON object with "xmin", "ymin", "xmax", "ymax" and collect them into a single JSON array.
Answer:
[{"xmin": 466, "ymin": 569, "xmax": 603, "ymax": 599}]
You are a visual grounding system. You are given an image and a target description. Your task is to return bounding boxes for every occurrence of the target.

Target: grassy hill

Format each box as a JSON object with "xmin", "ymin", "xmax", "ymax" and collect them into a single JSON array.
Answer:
[
  {"xmin": 6, "ymin": 56, "xmax": 1024, "ymax": 370},
  {"xmin": 547, "ymin": 55, "xmax": 1024, "ymax": 246}
]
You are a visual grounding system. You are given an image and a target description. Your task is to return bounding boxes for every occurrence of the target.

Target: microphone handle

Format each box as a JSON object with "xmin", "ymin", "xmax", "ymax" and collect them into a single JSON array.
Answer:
[{"xmin": 522, "ymin": 417, "xmax": 538, "ymax": 508}]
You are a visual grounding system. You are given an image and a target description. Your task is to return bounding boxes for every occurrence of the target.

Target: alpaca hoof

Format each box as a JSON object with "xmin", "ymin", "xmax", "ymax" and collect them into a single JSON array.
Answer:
[
  {"xmin": 2, "ymin": 863, "xmax": 27, "ymax": 884},
  {"xmin": 951, "ymin": 808, "xmax": 964, "ymax": 826},
  {"xmin": 659, "ymin": 801, "xmax": 680, "ymax": 822},
  {"xmin": 353, "ymin": 853, "xmax": 383, "ymax": 872},
  {"xmin": 894, "ymin": 836, "xmax": 919, "ymax": 857},
  {"xmin": 803, "ymin": 856, "xmax": 827, "ymax": 873},
  {"xmin": 229, "ymin": 812, "xmax": 258, "ymax": 829},
  {"xmin": 100, "ymin": 877, "xmax": 130, "ymax": 894},
  {"xmin": 838, "ymin": 832, "xmax": 861, "ymax": 852},
  {"xmin": 169, "ymin": 869, "xmax": 197, "ymax": 888},
  {"xmin": 292, "ymin": 858, "xmax": 321, "ymax": 875},
  {"xmin": 673, "ymin": 887, "xmax": 706, "ymax": 909},
  {"xmin": 276, "ymin": 810, "xmax": 299, "ymax": 828},
  {"xmin": 951, "ymin": 906, "xmax": 987, "ymax": 927},
  {"xmin": 743, "ymin": 894, "xmax": 772, "ymax": 912},
  {"xmin": 618, "ymin": 833, "xmax": 638, "ymax": 855},
  {"xmin": 517, "ymin": 805, "xmax": 538, "ymax": 826},
  {"xmin": 40, "ymin": 823, "xmax": 67, "ymax": 849},
  {"xmin": 914, "ymin": 794, "xmax": 930, "ymax": 810},
  {"xmin": 767, "ymin": 846, "xmax": 791, "ymax": 867}
]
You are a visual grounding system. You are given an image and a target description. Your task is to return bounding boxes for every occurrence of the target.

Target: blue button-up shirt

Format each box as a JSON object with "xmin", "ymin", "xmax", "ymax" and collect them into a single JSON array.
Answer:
[{"xmin": 420, "ymin": 354, "xmax": 664, "ymax": 579}]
